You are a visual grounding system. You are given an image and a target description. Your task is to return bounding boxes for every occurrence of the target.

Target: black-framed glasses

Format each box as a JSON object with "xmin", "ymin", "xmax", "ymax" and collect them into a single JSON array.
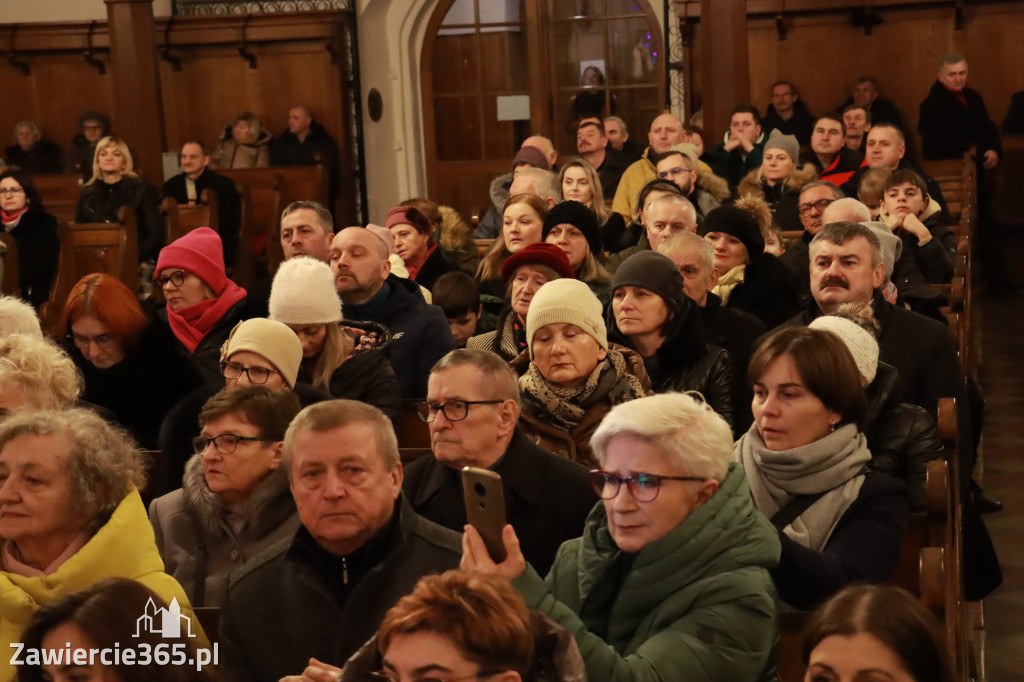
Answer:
[
  {"xmin": 415, "ymin": 400, "xmax": 504, "ymax": 423},
  {"xmin": 369, "ymin": 671, "xmax": 502, "ymax": 682},
  {"xmin": 153, "ymin": 270, "xmax": 186, "ymax": 288},
  {"xmin": 798, "ymin": 198, "xmax": 835, "ymax": 216},
  {"xmin": 68, "ymin": 331, "xmax": 118, "ymax": 349},
  {"xmin": 192, "ymin": 434, "xmax": 268, "ymax": 454},
  {"xmin": 221, "ymin": 361, "xmax": 280, "ymax": 385},
  {"xmin": 590, "ymin": 470, "xmax": 707, "ymax": 502}
]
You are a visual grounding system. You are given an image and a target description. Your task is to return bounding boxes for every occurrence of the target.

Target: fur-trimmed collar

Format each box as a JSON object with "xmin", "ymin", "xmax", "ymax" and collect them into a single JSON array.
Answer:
[
  {"xmin": 182, "ymin": 454, "xmax": 294, "ymax": 538},
  {"xmin": 738, "ymin": 163, "xmax": 817, "ymax": 198},
  {"xmin": 489, "ymin": 172, "xmax": 513, "ymax": 208}
]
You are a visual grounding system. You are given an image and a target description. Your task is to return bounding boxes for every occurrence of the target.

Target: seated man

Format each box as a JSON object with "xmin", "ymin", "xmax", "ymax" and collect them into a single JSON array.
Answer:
[
  {"xmin": 604, "ymin": 115, "xmax": 641, "ymax": 160},
  {"xmin": 702, "ymin": 104, "xmax": 766, "ymax": 188},
  {"xmin": 840, "ymin": 76, "xmax": 905, "ymax": 129},
  {"xmin": 777, "ymin": 181, "xmax": 844, "ymax": 302},
  {"xmin": 576, "ymin": 120, "xmax": 630, "ymax": 198},
  {"xmin": 606, "ymin": 194, "xmax": 697, "ymax": 272},
  {"xmin": 219, "ymin": 399, "xmax": 462, "ymax": 682},
  {"xmin": 842, "ymin": 103, "xmax": 872, "ymax": 152},
  {"xmin": 761, "ymin": 80, "xmax": 815, "ymax": 145},
  {"xmin": 162, "ymin": 140, "xmax": 242, "ymax": 268},
  {"xmin": 801, "ymin": 113, "xmax": 865, "ymax": 187},
  {"xmin": 331, "ymin": 226, "xmax": 456, "ymax": 398},
  {"xmin": 475, "ymin": 143, "xmax": 552, "ymax": 239},
  {"xmin": 404, "ymin": 349, "xmax": 596, "ymax": 576},
  {"xmin": 269, "ymin": 105, "xmax": 341, "ymax": 209},
  {"xmin": 654, "ymin": 143, "xmax": 724, "ymax": 220},
  {"xmin": 611, "ymin": 113, "xmax": 686, "ymax": 220}
]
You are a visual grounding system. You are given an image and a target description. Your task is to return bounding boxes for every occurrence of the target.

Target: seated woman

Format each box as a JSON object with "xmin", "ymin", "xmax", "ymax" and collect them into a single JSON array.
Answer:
[
  {"xmin": 463, "ymin": 392, "xmax": 780, "ymax": 682},
  {"xmin": 700, "ymin": 205, "xmax": 800, "ymax": 328},
  {"xmin": 543, "ymin": 200, "xmax": 611, "ymax": 302},
  {"xmin": 61, "ymin": 273, "xmax": 204, "ymax": 449},
  {"xmin": 514, "ymin": 278, "xmax": 649, "ymax": 467},
  {"xmin": 735, "ymin": 326, "xmax": 908, "ymax": 611},
  {"xmin": 738, "ymin": 130, "xmax": 817, "ymax": 231},
  {"xmin": 476, "ymin": 193, "xmax": 548, "ymax": 298},
  {"xmin": 156, "ymin": 227, "xmax": 247, "ymax": 383},
  {"xmin": 802, "ymin": 584, "xmax": 954, "ymax": 682},
  {"xmin": 268, "ymin": 256, "xmax": 400, "ymax": 416},
  {"xmin": 18, "ymin": 577, "xmax": 211, "ymax": 682},
  {"xmin": 3, "ymin": 121, "xmax": 62, "ymax": 175},
  {"xmin": 0, "ymin": 409, "xmax": 208, "ymax": 679},
  {"xmin": 809, "ymin": 306, "xmax": 944, "ymax": 512},
  {"xmin": 0, "ymin": 333, "xmax": 80, "ymax": 414},
  {"xmin": 150, "ymin": 386, "xmax": 302, "ymax": 607},
  {"xmin": 399, "ymin": 197, "xmax": 480, "ymax": 276},
  {"xmin": 0, "ymin": 169, "xmax": 59, "ymax": 308},
  {"xmin": 879, "ymin": 169, "xmax": 956, "ymax": 284},
  {"xmin": 211, "ymin": 111, "xmax": 271, "ymax": 169},
  {"xmin": 467, "ymin": 243, "xmax": 575, "ymax": 362},
  {"xmin": 386, "ymin": 204, "xmax": 457, "ymax": 291},
  {"xmin": 608, "ymin": 250, "xmax": 733, "ymax": 427},
  {"xmin": 75, "ymin": 136, "xmax": 163, "ymax": 264},
  {"xmin": 559, "ymin": 157, "xmax": 626, "ymax": 252}
]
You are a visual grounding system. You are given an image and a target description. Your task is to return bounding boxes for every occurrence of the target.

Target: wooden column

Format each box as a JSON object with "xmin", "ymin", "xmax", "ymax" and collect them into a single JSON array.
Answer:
[
  {"xmin": 700, "ymin": 0, "xmax": 749, "ymax": 141},
  {"xmin": 105, "ymin": 0, "xmax": 166, "ymax": 182}
]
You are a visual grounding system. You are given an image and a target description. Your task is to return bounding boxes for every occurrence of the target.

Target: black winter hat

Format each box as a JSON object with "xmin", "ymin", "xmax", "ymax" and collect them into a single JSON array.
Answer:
[
  {"xmin": 698, "ymin": 205, "xmax": 765, "ymax": 259},
  {"xmin": 610, "ymin": 250, "xmax": 687, "ymax": 311},
  {"xmin": 542, "ymin": 201, "xmax": 602, "ymax": 259}
]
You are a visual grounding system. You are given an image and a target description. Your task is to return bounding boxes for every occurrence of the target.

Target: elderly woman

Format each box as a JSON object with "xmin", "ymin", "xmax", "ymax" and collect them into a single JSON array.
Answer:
[
  {"xmin": 269, "ymin": 256, "xmax": 400, "ymax": 415},
  {"xmin": 212, "ymin": 111, "xmax": 271, "ymax": 169},
  {"xmin": 61, "ymin": 273, "xmax": 204, "ymax": 449},
  {"xmin": 17, "ymin": 578, "xmax": 212, "ymax": 682},
  {"xmin": 156, "ymin": 227, "xmax": 247, "ymax": 382},
  {"xmin": 738, "ymin": 130, "xmax": 817, "ymax": 231},
  {"xmin": 700, "ymin": 205, "xmax": 800, "ymax": 328},
  {"xmin": 0, "ymin": 168, "xmax": 60, "ymax": 308},
  {"xmin": 477, "ymin": 193, "xmax": 548, "ymax": 297},
  {"xmin": 607, "ymin": 250, "xmax": 733, "ymax": 427},
  {"xmin": 513, "ymin": 279, "xmax": 649, "ymax": 467},
  {"xmin": 468, "ymin": 243, "xmax": 575, "ymax": 362},
  {"xmin": 735, "ymin": 326, "xmax": 908, "ymax": 611},
  {"xmin": 559, "ymin": 157, "xmax": 626, "ymax": 250},
  {"xmin": 543, "ymin": 200, "xmax": 611, "ymax": 302},
  {"xmin": 150, "ymin": 387, "xmax": 302, "ymax": 606},
  {"xmin": 3, "ymin": 121, "xmax": 62, "ymax": 175},
  {"xmin": 463, "ymin": 392, "xmax": 780, "ymax": 682},
  {"xmin": 386, "ymin": 204, "xmax": 457, "ymax": 290},
  {"xmin": 75, "ymin": 136, "xmax": 163, "ymax": 263},
  {"xmin": 0, "ymin": 409, "xmax": 208, "ymax": 680},
  {"xmin": 0, "ymin": 334, "xmax": 80, "ymax": 414},
  {"xmin": 880, "ymin": 169, "xmax": 956, "ymax": 284}
]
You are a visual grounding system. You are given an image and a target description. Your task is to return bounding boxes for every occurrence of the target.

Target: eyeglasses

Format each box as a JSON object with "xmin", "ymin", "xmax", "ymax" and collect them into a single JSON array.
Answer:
[
  {"xmin": 153, "ymin": 270, "xmax": 186, "ymax": 288},
  {"xmin": 657, "ymin": 167, "xmax": 688, "ymax": 178},
  {"xmin": 68, "ymin": 332, "xmax": 118, "ymax": 349},
  {"xmin": 369, "ymin": 671, "xmax": 502, "ymax": 682},
  {"xmin": 0, "ymin": 188, "xmax": 24, "ymax": 197},
  {"xmin": 590, "ymin": 469, "xmax": 707, "ymax": 502},
  {"xmin": 415, "ymin": 400, "xmax": 504, "ymax": 423},
  {"xmin": 798, "ymin": 198, "xmax": 835, "ymax": 216},
  {"xmin": 221, "ymin": 361, "xmax": 280, "ymax": 385},
  {"xmin": 192, "ymin": 433, "xmax": 268, "ymax": 455}
]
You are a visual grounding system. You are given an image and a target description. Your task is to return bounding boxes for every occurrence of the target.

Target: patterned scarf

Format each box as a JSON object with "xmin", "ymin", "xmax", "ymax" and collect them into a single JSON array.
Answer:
[{"xmin": 712, "ymin": 264, "xmax": 746, "ymax": 305}]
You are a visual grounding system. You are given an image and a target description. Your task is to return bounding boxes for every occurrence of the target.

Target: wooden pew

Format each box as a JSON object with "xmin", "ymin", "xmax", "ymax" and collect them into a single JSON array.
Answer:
[
  {"xmin": 0, "ymin": 232, "xmax": 19, "ymax": 296},
  {"xmin": 160, "ymin": 188, "xmax": 219, "ymax": 244},
  {"xmin": 475, "ymin": 238, "xmax": 495, "ymax": 258},
  {"xmin": 33, "ymin": 173, "xmax": 83, "ymax": 229},
  {"xmin": 395, "ymin": 399, "xmax": 431, "ymax": 449}
]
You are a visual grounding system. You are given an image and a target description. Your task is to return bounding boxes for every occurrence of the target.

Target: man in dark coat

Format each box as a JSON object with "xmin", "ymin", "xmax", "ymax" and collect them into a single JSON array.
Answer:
[
  {"xmin": 270, "ymin": 105, "xmax": 342, "ymax": 210},
  {"xmin": 332, "ymin": 226, "xmax": 456, "ymax": 398},
  {"xmin": 162, "ymin": 141, "xmax": 242, "ymax": 267},
  {"xmin": 840, "ymin": 76, "xmax": 905, "ymax": 130},
  {"xmin": 4, "ymin": 122, "xmax": 62, "ymax": 175},
  {"xmin": 801, "ymin": 114, "xmax": 865, "ymax": 187},
  {"xmin": 404, "ymin": 349, "xmax": 596, "ymax": 576},
  {"xmin": 761, "ymin": 80, "xmax": 815, "ymax": 145},
  {"xmin": 576, "ymin": 120, "xmax": 631, "ymax": 198},
  {"xmin": 65, "ymin": 111, "xmax": 109, "ymax": 179},
  {"xmin": 219, "ymin": 400, "xmax": 461, "ymax": 682}
]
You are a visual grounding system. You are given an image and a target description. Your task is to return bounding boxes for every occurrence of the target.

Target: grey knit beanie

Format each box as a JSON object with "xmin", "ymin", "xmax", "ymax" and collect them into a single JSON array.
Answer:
[{"xmin": 765, "ymin": 129, "xmax": 799, "ymax": 164}]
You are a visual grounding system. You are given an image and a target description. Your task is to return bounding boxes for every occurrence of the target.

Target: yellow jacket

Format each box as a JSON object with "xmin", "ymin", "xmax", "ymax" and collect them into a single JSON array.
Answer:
[{"xmin": 0, "ymin": 489, "xmax": 209, "ymax": 681}]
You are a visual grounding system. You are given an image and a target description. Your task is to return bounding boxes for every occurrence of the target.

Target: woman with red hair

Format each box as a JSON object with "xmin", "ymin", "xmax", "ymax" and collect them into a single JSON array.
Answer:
[{"xmin": 61, "ymin": 272, "xmax": 203, "ymax": 448}]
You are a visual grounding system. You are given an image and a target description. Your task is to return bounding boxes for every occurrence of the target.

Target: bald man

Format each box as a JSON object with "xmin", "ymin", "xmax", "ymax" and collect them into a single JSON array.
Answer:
[
  {"xmin": 330, "ymin": 227, "xmax": 455, "ymax": 398},
  {"xmin": 611, "ymin": 112, "xmax": 685, "ymax": 220}
]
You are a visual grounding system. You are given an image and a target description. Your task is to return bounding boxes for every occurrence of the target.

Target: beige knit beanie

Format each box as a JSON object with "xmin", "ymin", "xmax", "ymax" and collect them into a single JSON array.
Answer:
[
  {"xmin": 526, "ymin": 279, "xmax": 607, "ymax": 357},
  {"xmin": 221, "ymin": 318, "xmax": 303, "ymax": 389},
  {"xmin": 269, "ymin": 256, "xmax": 343, "ymax": 325},
  {"xmin": 810, "ymin": 315, "xmax": 879, "ymax": 384}
]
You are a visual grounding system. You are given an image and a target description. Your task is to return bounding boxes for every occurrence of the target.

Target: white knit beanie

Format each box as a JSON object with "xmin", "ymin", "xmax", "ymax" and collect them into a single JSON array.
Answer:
[
  {"xmin": 269, "ymin": 256, "xmax": 343, "ymax": 325},
  {"xmin": 810, "ymin": 315, "xmax": 879, "ymax": 384},
  {"xmin": 526, "ymin": 279, "xmax": 607, "ymax": 357}
]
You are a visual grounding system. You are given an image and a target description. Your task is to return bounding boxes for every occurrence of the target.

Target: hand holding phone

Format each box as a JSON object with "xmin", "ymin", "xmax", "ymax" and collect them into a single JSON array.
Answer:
[{"xmin": 461, "ymin": 467, "xmax": 507, "ymax": 562}]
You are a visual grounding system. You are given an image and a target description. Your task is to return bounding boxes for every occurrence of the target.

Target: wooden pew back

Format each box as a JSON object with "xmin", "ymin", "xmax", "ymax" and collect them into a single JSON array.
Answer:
[{"xmin": 0, "ymin": 232, "xmax": 19, "ymax": 296}]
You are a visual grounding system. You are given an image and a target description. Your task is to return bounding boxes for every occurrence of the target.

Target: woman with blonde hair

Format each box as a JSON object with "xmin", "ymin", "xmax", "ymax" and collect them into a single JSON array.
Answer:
[
  {"xmin": 0, "ymin": 333, "xmax": 81, "ymax": 413},
  {"xmin": 738, "ymin": 129, "xmax": 817, "ymax": 232},
  {"xmin": 269, "ymin": 256, "xmax": 400, "ymax": 417},
  {"xmin": 476, "ymin": 193, "xmax": 548, "ymax": 297},
  {"xmin": 212, "ymin": 111, "xmax": 271, "ymax": 169},
  {"xmin": 75, "ymin": 136, "xmax": 163, "ymax": 263},
  {"xmin": 559, "ymin": 156, "xmax": 624, "ymax": 250}
]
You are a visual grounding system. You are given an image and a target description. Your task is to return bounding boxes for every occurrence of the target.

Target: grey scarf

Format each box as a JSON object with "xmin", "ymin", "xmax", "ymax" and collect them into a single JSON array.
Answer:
[{"xmin": 735, "ymin": 423, "xmax": 870, "ymax": 551}]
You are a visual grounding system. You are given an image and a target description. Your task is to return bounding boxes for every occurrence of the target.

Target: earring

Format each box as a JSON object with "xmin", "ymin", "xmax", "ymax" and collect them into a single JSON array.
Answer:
[{"xmin": 830, "ymin": 420, "xmax": 838, "ymax": 433}]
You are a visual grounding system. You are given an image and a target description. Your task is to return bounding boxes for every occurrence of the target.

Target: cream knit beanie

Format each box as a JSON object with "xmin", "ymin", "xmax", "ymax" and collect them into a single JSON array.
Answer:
[
  {"xmin": 269, "ymin": 256, "xmax": 343, "ymax": 325},
  {"xmin": 526, "ymin": 279, "xmax": 607, "ymax": 356},
  {"xmin": 810, "ymin": 315, "xmax": 879, "ymax": 384}
]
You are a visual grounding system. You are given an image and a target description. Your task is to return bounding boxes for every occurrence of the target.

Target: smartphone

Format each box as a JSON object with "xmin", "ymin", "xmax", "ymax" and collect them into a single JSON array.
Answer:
[{"xmin": 461, "ymin": 467, "xmax": 507, "ymax": 562}]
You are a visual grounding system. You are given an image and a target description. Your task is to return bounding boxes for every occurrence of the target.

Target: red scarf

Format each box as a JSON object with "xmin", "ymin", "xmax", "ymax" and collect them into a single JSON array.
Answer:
[
  {"xmin": 167, "ymin": 281, "xmax": 247, "ymax": 352},
  {"xmin": 942, "ymin": 83, "xmax": 968, "ymax": 107},
  {"xmin": 1, "ymin": 206, "xmax": 29, "ymax": 228},
  {"xmin": 407, "ymin": 241, "xmax": 437, "ymax": 281}
]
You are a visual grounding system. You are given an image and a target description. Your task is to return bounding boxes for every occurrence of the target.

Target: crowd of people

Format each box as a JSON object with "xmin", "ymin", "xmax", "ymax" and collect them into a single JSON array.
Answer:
[{"xmin": 0, "ymin": 51, "xmax": 1015, "ymax": 681}]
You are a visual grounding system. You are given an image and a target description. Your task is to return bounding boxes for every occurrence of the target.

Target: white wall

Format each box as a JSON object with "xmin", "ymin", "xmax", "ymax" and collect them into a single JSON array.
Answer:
[{"xmin": 0, "ymin": 0, "xmax": 172, "ymax": 22}]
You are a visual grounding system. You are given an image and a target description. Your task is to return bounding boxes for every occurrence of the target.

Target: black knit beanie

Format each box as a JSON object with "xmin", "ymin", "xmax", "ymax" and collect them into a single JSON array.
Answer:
[
  {"xmin": 698, "ymin": 205, "xmax": 765, "ymax": 259},
  {"xmin": 542, "ymin": 200, "xmax": 602, "ymax": 258},
  {"xmin": 610, "ymin": 251, "xmax": 687, "ymax": 314}
]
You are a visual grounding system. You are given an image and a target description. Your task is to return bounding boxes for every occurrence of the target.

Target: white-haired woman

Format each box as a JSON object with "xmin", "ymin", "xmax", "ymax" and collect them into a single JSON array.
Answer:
[
  {"xmin": 0, "ymin": 333, "xmax": 81, "ymax": 415},
  {"xmin": 0, "ymin": 409, "xmax": 209, "ymax": 679},
  {"xmin": 463, "ymin": 392, "xmax": 780, "ymax": 682}
]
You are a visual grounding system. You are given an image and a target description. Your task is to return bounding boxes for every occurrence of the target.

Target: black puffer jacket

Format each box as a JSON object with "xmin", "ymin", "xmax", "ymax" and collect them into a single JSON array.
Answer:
[
  {"xmin": 76, "ymin": 175, "xmax": 163, "ymax": 262},
  {"xmin": 725, "ymin": 253, "xmax": 802, "ymax": 329},
  {"xmin": 862, "ymin": 362, "xmax": 945, "ymax": 512}
]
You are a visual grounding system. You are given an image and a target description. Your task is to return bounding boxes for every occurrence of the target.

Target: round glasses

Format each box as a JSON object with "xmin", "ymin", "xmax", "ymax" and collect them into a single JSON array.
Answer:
[
  {"xmin": 221, "ymin": 361, "xmax": 280, "ymax": 385},
  {"xmin": 154, "ymin": 270, "xmax": 186, "ymax": 288},
  {"xmin": 590, "ymin": 470, "xmax": 707, "ymax": 502},
  {"xmin": 192, "ymin": 433, "xmax": 268, "ymax": 455},
  {"xmin": 415, "ymin": 399, "xmax": 504, "ymax": 423}
]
